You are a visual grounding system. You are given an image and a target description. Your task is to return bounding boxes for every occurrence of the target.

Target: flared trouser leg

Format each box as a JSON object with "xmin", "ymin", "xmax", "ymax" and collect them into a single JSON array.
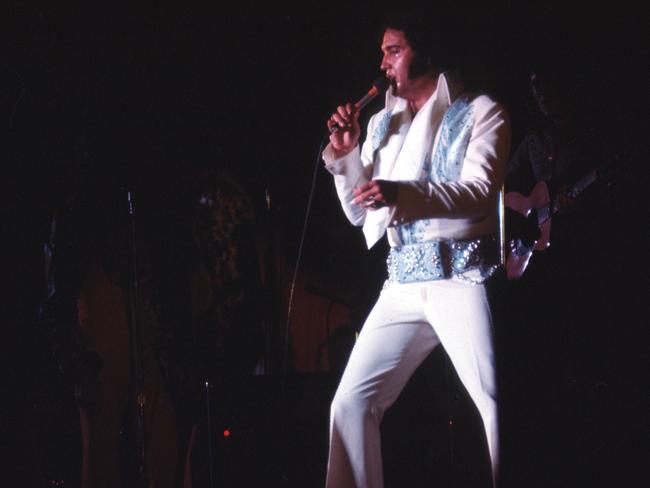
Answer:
[{"xmin": 325, "ymin": 280, "xmax": 498, "ymax": 488}]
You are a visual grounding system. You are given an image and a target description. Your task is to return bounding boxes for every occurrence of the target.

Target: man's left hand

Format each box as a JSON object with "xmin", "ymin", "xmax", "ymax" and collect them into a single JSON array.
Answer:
[{"xmin": 353, "ymin": 180, "xmax": 398, "ymax": 210}]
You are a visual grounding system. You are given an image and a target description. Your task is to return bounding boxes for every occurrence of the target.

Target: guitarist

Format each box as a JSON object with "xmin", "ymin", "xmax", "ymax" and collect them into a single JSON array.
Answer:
[
  {"xmin": 505, "ymin": 57, "xmax": 613, "ymax": 276},
  {"xmin": 499, "ymin": 53, "xmax": 620, "ymax": 486}
]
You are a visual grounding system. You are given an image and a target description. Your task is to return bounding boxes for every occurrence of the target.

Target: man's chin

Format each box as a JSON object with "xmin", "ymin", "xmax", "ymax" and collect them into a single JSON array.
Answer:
[{"xmin": 389, "ymin": 78, "xmax": 401, "ymax": 97}]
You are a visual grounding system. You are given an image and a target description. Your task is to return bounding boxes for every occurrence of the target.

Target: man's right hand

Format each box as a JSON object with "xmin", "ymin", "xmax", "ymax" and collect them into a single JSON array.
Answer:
[{"xmin": 327, "ymin": 103, "xmax": 360, "ymax": 159}]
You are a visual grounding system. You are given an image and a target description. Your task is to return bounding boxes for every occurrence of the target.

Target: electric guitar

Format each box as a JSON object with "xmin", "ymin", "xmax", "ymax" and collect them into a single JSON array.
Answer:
[{"xmin": 504, "ymin": 163, "xmax": 614, "ymax": 280}]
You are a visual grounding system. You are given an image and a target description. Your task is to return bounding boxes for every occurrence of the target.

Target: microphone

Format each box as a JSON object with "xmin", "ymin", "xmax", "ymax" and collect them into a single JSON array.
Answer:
[{"xmin": 330, "ymin": 76, "xmax": 389, "ymax": 133}]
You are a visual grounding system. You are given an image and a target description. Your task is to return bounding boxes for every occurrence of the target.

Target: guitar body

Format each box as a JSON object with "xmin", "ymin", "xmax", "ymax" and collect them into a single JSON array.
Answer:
[
  {"xmin": 504, "ymin": 180, "xmax": 552, "ymax": 280},
  {"xmin": 504, "ymin": 160, "xmax": 615, "ymax": 280}
]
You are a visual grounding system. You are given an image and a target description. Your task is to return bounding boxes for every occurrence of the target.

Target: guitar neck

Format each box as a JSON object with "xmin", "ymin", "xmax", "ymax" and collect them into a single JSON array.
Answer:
[
  {"xmin": 550, "ymin": 166, "xmax": 605, "ymax": 214},
  {"xmin": 569, "ymin": 169, "xmax": 598, "ymax": 198}
]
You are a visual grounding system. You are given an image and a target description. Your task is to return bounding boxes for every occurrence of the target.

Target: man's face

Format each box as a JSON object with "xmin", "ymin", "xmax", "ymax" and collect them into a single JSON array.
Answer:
[{"xmin": 380, "ymin": 29, "xmax": 418, "ymax": 98}]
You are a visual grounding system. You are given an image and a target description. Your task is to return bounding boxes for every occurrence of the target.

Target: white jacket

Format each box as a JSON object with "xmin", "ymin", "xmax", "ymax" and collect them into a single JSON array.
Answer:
[{"xmin": 323, "ymin": 72, "xmax": 511, "ymax": 249}]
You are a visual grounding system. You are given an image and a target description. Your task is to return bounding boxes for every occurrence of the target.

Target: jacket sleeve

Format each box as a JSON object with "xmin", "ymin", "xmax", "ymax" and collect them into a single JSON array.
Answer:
[
  {"xmin": 321, "ymin": 112, "xmax": 381, "ymax": 226},
  {"xmin": 389, "ymin": 96, "xmax": 511, "ymax": 226}
]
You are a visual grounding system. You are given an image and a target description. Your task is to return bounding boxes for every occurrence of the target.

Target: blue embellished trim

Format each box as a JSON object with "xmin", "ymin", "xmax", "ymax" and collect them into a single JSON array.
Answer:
[
  {"xmin": 430, "ymin": 96, "xmax": 474, "ymax": 183},
  {"xmin": 396, "ymin": 98, "xmax": 476, "ymax": 245},
  {"xmin": 372, "ymin": 110, "xmax": 393, "ymax": 151},
  {"xmin": 397, "ymin": 218, "xmax": 428, "ymax": 245},
  {"xmin": 387, "ymin": 237, "xmax": 498, "ymax": 284}
]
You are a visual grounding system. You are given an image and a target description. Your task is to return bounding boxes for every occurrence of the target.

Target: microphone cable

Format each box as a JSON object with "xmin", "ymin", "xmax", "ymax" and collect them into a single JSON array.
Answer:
[
  {"xmin": 280, "ymin": 133, "xmax": 329, "ymax": 399},
  {"xmin": 270, "ymin": 132, "xmax": 327, "ymax": 486},
  {"xmin": 281, "ymin": 76, "xmax": 388, "ymax": 393},
  {"xmin": 275, "ymin": 77, "xmax": 387, "ymax": 484}
]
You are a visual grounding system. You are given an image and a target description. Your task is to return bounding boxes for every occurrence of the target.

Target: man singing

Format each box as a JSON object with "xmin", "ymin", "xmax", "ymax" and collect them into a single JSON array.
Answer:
[{"xmin": 322, "ymin": 15, "xmax": 510, "ymax": 488}]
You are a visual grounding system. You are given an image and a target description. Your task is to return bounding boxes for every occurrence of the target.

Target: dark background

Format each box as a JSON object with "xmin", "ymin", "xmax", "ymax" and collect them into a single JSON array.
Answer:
[{"xmin": 1, "ymin": 1, "xmax": 646, "ymax": 487}]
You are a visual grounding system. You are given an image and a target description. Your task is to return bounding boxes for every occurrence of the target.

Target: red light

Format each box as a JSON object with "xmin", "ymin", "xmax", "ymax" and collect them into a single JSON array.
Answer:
[{"xmin": 223, "ymin": 429, "xmax": 231, "ymax": 438}]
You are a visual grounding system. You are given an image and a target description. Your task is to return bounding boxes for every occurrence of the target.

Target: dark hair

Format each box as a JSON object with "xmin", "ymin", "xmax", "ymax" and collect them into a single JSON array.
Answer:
[{"xmin": 382, "ymin": 11, "xmax": 456, "ymax": 75}]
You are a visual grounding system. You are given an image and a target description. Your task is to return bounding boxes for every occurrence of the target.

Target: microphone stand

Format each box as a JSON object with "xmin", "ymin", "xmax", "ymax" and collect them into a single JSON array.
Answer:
[{"xmin": 124, "ymin": 188, "xmax": 147, "ymax": 487}]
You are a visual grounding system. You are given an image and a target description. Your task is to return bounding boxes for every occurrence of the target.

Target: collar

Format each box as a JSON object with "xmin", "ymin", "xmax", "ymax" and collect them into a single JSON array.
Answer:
[{"xmin": 383, "ymin": 71, "xmax": 460, "ymax": 113}]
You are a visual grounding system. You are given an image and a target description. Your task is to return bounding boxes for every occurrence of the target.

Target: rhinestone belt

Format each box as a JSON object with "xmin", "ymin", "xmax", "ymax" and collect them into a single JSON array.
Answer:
[{"xmin": 386, "ymin": 236, "xmax": 499, "ymax": 284}]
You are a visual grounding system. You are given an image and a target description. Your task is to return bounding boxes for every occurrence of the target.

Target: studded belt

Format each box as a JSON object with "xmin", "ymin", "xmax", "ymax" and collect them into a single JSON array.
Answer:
[{"xmin": 386, "ymin": 236, "xmax": 499, "ymax": 284}]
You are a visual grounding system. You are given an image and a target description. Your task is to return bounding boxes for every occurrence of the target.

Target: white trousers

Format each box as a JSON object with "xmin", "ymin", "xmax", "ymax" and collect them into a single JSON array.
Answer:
[{"xmin": 325, "ymin": 279, "xmax": 498, "ymax": 488}]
